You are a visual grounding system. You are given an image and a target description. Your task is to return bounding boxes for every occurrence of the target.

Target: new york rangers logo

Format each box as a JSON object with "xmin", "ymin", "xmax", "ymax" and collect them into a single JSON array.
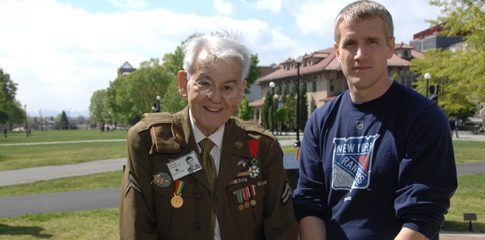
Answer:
[{"xmin": 332, "ymin": 135, "xmax": 379, "ymax": 190}]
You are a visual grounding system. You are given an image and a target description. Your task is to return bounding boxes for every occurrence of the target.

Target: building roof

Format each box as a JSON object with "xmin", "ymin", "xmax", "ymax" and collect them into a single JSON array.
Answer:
[
  {"xmin": 119, "ymin": 61, "xmax": 135, "ymax": 70},
  {"xmin": 256, "ymin": 47, "xmax": 415, "ymax": 83},
  {"xmin": 249, "ymin": 98, "xmax": 264, "ymax": 107}
]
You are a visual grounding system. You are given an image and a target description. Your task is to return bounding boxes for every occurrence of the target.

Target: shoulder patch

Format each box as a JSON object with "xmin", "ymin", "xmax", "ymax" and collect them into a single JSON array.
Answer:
[
  {"xmin": 132, "ymin": 112, "xmax": 173, "ymax": 133},
  {"xmin": 237, "ymin": 118, "xmax": 275, "ymax": 140}
]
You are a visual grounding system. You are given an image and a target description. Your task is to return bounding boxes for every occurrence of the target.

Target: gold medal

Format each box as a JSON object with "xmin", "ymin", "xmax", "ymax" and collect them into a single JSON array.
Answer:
[
  {"xmin": 171, "ymin": 193, "xmax": 184, "ymax": 208},
  {"xmin": 244, "ymin": 201, "xmax": 250, "ymax": 208},
  {"xmin": 238, "ymin": 204, "xmax": 244, "ymax": 211},
  {"xmin": 250, "ymin": 199, "xmax": 256, "ymax": 206}
]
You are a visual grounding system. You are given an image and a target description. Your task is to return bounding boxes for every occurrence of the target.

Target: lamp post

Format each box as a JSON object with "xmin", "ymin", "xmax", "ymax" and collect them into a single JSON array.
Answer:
[
  {"xmin": 424, "ymin": 72, "xmax": 431, "ymax": 98},
  {"xmin": 295, "ymin": 56, "xmax": 303, "ymax": 148},
  {"xmin": 269, "ymin": 81, "xmax": 276, "ymax": 133},
  {"xmin": 152, "ymin": 95, "xmax": 161, "ymax": 112}
]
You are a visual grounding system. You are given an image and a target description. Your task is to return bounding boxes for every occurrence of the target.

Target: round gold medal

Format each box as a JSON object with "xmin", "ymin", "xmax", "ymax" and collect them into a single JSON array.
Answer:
[
  {"xmin": 250, "ymin": 199, "xmax": 256, "ymax": 206},
  {"xmin": 238, "ymin": 204, "xmax": 244, "ymax": 211},
  {"xmin": 244, "ymin": 202, "xmax": 250, "ymax": 208},
  {"xmin": 171, "ymin": 194, "xmax": 184, "ymax": 208}
]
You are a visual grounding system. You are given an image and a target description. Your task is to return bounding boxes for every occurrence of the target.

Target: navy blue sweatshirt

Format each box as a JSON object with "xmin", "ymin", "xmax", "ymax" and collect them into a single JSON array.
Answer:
[{"xmin": 293, "ymin": 82, "xmax": 457, "ymax": 239}]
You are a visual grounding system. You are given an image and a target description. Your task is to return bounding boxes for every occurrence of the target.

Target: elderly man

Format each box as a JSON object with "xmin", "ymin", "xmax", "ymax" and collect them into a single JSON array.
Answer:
[{"xmin": 119, "ymin": 33, "xmax": 297, "ymax": 240}]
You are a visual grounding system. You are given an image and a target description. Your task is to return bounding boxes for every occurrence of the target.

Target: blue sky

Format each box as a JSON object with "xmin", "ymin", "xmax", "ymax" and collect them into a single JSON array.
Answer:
[{"xmin": 0, "ymin": 0, "xmax": 441, "ymax": 116}]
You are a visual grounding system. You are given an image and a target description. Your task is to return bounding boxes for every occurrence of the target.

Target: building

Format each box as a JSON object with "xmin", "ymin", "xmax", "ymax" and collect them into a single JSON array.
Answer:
[
  {"xmin": 251, "ymin": 45, "xmax": 424, "ymax": 123},
  {"xmin": 409, "ymin": 24, "xmax": 465, "ymax": 51},
  {"xmin": 117, "ymin": 61, "xmax": 136, "ymax": 77}
]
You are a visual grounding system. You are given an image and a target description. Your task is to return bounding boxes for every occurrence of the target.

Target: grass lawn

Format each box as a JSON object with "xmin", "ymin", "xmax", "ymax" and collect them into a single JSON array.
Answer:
[
  {"xmin": 0, "ymin": 142, "xmax": 127, "ymax": 171},
  {"xmin": 0, "ymin": 171, "xmax": 122, "ymax": 197},
  {"xmin": 282, "ymin": 140, "xmax": 485, "ymax": 164},
  {"xmin": 0, "ymin": 129, "xmax": 127, "ymax": 144},
  {"xmin": 0, "ymin": 208, "xmax": 119, "ymax": 240}
]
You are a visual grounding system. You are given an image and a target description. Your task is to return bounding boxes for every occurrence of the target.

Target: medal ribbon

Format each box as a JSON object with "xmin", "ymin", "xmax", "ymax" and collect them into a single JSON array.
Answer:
[
  {"xmin": 242, "ymin": 187, "xmax": 250, "ymax": 202},
  {"xmin": 175, "ymin": 180, "xmax": 185, "ymax": 195},
  {"xmin": 247, "ymin": 139, "xmax": 260, "ymax": 158},
  {"xmin": 250, "ymin": 184, "xmax": 256, "ymax": 198},
  {"xmin": 234, "ymin": 190, "xmax": 243, "ymax": 204}
]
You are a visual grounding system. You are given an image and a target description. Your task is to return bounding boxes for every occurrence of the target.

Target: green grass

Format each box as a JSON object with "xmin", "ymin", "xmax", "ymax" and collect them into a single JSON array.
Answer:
[
  {"xmin": 0, "ymin": 142, "xmax": 126, "ymax": 171},
  {"xmin": 0, "ymin": 208, "xmax": 119, "ymax": 240},
  {"xmin": 0, "ymin": 129, "xmax": 127, "ymax": 144},
  {"xmin": 452, "ymin": 141, "xmax": 485, "ymax": 164},
  {"xmin": 282, "ymin": 141, "xmax": 485, "ymax": 164},
  {"xmin": 443, "ymin": 174, "xmax": 485, "ymax": 232},
  {"xmin": 0, "ymin": 171, "xmax": 122, "ymax": 197}
]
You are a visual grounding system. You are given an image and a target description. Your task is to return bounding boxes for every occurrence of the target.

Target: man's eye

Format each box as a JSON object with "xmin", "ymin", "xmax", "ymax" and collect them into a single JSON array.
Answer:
[{"xmin": 223, "ymin": 85, "xmax": 235, "ymax": 91}]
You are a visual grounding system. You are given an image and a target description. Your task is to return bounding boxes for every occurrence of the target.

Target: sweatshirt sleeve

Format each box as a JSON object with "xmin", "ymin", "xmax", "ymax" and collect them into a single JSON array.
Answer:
[
  {"xmin": 394, "ymin": 105, "xmax": 458, "ymax": 239},
  {"xmin": 293, "ymin": 109, "xmax": 329, "ymax": 221}
]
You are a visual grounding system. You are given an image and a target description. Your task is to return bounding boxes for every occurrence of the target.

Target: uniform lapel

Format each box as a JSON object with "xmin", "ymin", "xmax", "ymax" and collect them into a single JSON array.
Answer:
[
  {"xmin": 172, "ymin": 107, "xmax": 210, "ymax": 190},
  {"xmin": 215, "ymin": 118, "xmax": 251, "ymax": 196}
]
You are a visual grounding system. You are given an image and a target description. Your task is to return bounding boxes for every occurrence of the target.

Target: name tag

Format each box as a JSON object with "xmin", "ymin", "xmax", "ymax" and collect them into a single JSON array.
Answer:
[{"xmin": 167, "ymin": 151, "xmax": 202, "ymax": 180}]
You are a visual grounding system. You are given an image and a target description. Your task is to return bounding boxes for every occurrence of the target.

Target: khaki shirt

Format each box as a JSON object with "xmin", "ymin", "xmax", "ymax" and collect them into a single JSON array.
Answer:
[{"xmin": 119, "ymin": 107, "xmax": 298, "ymax": 240}]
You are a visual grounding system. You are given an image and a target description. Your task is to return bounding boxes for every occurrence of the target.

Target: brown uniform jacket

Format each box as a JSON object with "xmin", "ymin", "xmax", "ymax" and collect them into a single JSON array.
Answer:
[{"xmin": 119, "ymin": 108, "xmax": 297, "ymax": 240}]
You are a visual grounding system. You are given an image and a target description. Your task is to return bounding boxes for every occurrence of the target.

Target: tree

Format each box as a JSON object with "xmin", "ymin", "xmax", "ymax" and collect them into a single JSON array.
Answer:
[
  {"xmin": 245, "ymin": 54, "xmax": 262, "ymax": 92},
  {"xmin": 412, "ymin": 0, "xmax": 485, "ymax": 119},
  {"xmin": 89, "ymin": 89, "xmax": 107, "ymax": 127},
  {"xmin": 238, "ymin": 98, "xmax": 252, "ymax": 120},
  {"xmin": 57, "ymin": 111, "xmax": 70, "ymax": 130},
  {"xmin": 161, "ymin": 79, "xmax": 187, "ymax": 113},
  {"xmin": 274, "ymin": 105, "xmax": 289, "ymax": 133},
  {"xmin": 0, "ymin": 68, "xmax": 24, "ymax": 127},
  {"xmin": 261, "ymin": 92, "xmax": 274, "ymax": 129}
]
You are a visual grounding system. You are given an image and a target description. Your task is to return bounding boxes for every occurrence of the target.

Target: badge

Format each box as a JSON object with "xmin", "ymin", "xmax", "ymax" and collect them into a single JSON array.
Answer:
[
  {"xmin": 171, "ymin": 180, "xmax": 186, "ymax": 208},
  {"xmin": 151, "ymin": 172, "xmax": 171, "ymax": 188},
  {"xmin": 167, "ymin": 151, "xmax": 202, "ymax": 181},
  {"xmin": 248, "ymin": 165, "xmax": 260, "ymax": 179},
  {"xmin": 235, "ymin": 141, "xmax": 244, "ymax": 150}
]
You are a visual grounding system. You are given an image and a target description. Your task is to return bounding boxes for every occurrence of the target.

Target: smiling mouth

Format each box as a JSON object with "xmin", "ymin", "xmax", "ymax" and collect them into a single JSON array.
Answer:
[{"xmin": 204, "ymin": 106, "xmax": 223, "ymax": 112}]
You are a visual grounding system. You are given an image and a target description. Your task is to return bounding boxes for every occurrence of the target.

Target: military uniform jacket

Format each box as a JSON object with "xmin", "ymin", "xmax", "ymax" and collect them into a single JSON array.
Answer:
[{"xmin": 119, "ymin": 107, "xmax": 298, "ymax": 240}]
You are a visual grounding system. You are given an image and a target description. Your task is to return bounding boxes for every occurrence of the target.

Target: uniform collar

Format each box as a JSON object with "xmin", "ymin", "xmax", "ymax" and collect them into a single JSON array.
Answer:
[{"xmin": 189, "ymin": 108, "xmax": 224, "ymax": 149}]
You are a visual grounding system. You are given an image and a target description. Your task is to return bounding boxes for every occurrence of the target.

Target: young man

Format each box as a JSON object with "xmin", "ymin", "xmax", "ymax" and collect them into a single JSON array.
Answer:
[
  {"xmin": 293, "ymin": 1, "xmax": 457, "ymax": 240},
  {"xmin": 119, "ymin": 33, "xmax": 297, "ymax": 240}
]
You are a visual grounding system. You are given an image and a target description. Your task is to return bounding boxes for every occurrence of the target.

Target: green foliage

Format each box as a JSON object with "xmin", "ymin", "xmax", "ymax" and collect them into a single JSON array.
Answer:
[
  {"xmin": 56, "ymin": 111, "xmax": 70, "ymax": 130},
  {"xmin": 238, "ymin": 98, "xmax": 252, "ymax": 120},
  {"xmin": 246, "ymin": 54, "xmax": 261, "ymax": 91},
  {"xmin": 89, "ymin": 89, "xmax": 107, "ymax": 126},
  {"xmin": 261, "ymin": 91, "xmax": 274, "ymax": 129},
  {"xmin": 161, "ymin": 79, "xmax": 187, "ymax": 113},
  {"xmin": 412, "ymin": 0, "xmax": 485, "ymax": 118},
  {"xmin": 0, "ymin": 68, "xmax": 24, "ymax": 126}
]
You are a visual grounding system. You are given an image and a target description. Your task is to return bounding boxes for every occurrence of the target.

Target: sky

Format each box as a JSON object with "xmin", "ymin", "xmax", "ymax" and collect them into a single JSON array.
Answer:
[{"xmin": 0, "ymin": 0, "xmax": 442, "ymax": 117}]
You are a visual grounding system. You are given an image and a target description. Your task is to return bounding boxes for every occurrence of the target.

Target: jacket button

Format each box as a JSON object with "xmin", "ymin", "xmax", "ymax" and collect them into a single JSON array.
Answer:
[
  {"xmin": 195, "ymin": 192, "xmax": 203, "ymax": 200},
  {"xmin": 193, "ymin": 222, "xmax": 200, "ymax": 230}
]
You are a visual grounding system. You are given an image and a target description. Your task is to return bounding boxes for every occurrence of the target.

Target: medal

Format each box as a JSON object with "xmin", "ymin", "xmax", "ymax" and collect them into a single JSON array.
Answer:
[
  {"xmin": 151, "ymin": 172, "xmax": 171, "ymax": 188},
  {"xmin": 250, "ymin": 184, "xmax": 257, "ymax": 206},
  {"xmin": 233, "ymin": 189, "xmax": 245, "ymax": 211},
  {"xmin": 171, "ymin": 194, "xmax": 183, "ymax": 208},
  {"xmin": 247, "ymin": 139, "xmax": 260, "ymax": 179},
  {"xmin": 171, "ymin": 180, "xmax": 186, "ymax": 208}
]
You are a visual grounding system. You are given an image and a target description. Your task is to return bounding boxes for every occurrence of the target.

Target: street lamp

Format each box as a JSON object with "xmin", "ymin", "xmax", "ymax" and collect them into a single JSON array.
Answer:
[
  {"xmin": 295, "ymin": 55, "xmax": 303, "ymax": 149},
  {"xmin": 152, "ymin": 95, "xmax": 161, "ymax": 112},
  {"xmin": 424, "ymin": 72, "xmax": 431, "ymax": 98},
  {"xmin": 269, "ymin": 81, "xmax": 276, "ymax": 133}
]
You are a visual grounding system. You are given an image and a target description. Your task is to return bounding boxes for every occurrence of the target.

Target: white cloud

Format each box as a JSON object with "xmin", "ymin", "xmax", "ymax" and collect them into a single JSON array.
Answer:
[
  {"xmin": 212, "ymin": 0, "xmax": 233, "ymax": 15},
  {"xmin": 255, "ymin": 0, "xmax": 282, "ymax": 13},
  {"xmin": 0, "ymin": 0, "xmax": 297, "ymax": 114},
  {"xmin": 108, "ymin": 0, "xmax": 148, "ymax": 10}
]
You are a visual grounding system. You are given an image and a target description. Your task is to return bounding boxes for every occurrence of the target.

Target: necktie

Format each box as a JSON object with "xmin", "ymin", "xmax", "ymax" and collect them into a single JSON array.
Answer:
[{"xmin": 199, "ymin": 138, "xmax": 216, "ymax": 240}]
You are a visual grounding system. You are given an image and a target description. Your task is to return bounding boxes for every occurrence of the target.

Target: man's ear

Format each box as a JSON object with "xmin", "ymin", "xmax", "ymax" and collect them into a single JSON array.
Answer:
[
  {"xmin": 177, "ymin": 70, "xmax": 188, "ymax": 97},
  {"xmin": 334, "ymin": 42, "xmax": 341, "ymax": 62},
  {"xmin": 387, "ymin": 36, "xmax": 395, "ymax": 59}
]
